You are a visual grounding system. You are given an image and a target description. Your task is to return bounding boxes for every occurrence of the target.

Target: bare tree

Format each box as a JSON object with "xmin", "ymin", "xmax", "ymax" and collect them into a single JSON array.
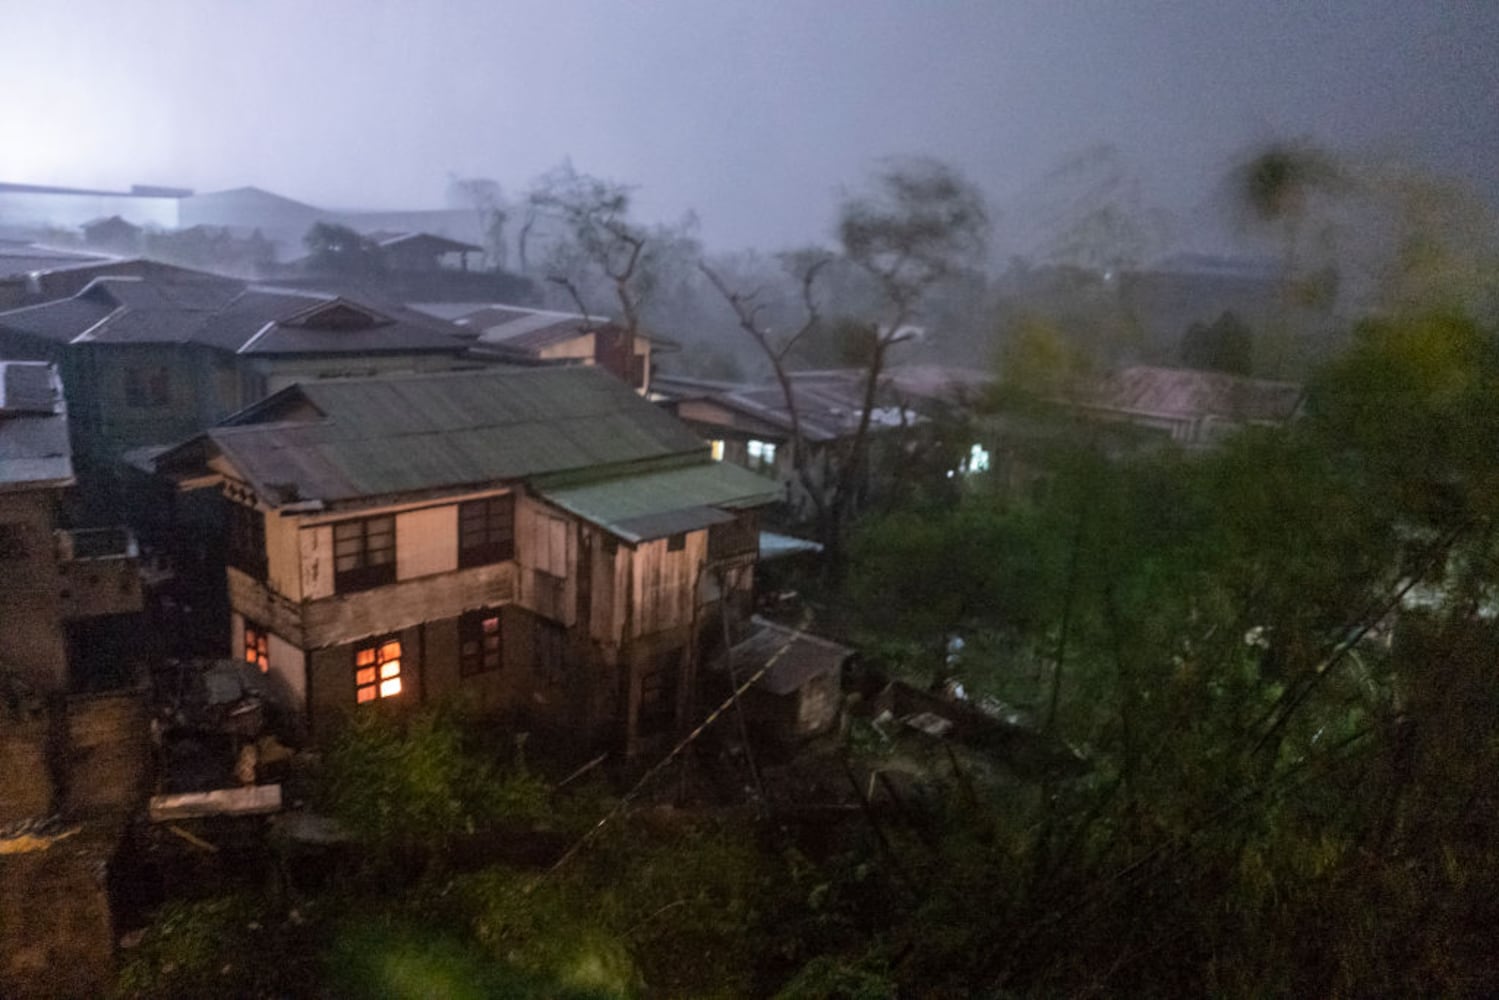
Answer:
[
  {"xmin": 527, "ymin": 162, "xmax": 700, "ymax": 345},
  {"xmin": 705, "ymin": 158, "xmax": 990, "ymax": 566},
  {"xmin": 527, "ymin": 163, "xmax": 647, "ymax": 338},
  {"xmin": 700, "ymin": 249, "xmax": 833, "ymax": 527}
]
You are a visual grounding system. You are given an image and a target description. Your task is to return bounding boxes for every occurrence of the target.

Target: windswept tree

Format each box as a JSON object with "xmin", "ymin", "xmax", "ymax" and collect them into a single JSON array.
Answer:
[
  {"xmin": 704, "ymin": 158, "xmax": 989, "ymax": 565},
  {"xmin": 1228, "ymin": 139, "xmax": 1349, "ymax": 372},
  {"xmin": 1180, "ymin": 309, "xmax": 1255, "ymax": 375},
  {"xmin": 302, "ymin": 221, "xmax": 384, "ymax": 277},
  {"xmin": 1037, "ymin": 143, "xmax": 1171, "ymax": 277},
  {"xmin": 527, "ymin": 161, "xmax": 699, "ymax": 344},
  {"xmin": 446, "ymin": 174, "xmax": 510, "ymax": 270}
]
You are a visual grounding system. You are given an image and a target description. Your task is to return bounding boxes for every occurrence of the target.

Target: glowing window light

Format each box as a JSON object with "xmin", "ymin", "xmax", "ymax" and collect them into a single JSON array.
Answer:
[{"xmin": 355, "ymin": 638, "xmax": 402, "ymax": 704}]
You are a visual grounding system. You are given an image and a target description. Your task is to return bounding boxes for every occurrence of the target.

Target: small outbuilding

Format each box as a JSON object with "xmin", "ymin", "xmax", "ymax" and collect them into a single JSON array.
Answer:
[{"xmin": 708, "ymin": 616, "xmax": 852, "ymax": 742}]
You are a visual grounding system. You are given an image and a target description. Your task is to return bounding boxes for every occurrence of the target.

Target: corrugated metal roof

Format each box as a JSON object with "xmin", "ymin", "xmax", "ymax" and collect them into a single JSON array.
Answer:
[
  {"xmin": 413, "ymin": 302, "xmax": 634, "ymax": 351},
  {"xmin": 177, "ymin": 366, "xmax": 715, "ymax": 504},
  {"xmin": 540, "ymin": 461, "xmax": 780, "ymax": 542},
  {"xmin": 707, "ymin": 616, "xmax": 853, "ymax": 696},
  {"xmin": 376, "ymin": 232, "xmax": 483, "ymax": 254},
  {"xmin": 0, "ymin": 275, "xmax": 470, "ymax": 356},
  {"xmin": 1087, "ymin": 365, "xmax": 1304, "ymax": 424},
  {"xmin": 0, "ymin": 362, "xmax": 73, "ymax": 488},
  {"xmin": 654, "ymin": 371, "xmax": 921, "ymax": 443},
  {"xmin": 0, "ymin": 242, "xmax": 112, "ymax": 280}
]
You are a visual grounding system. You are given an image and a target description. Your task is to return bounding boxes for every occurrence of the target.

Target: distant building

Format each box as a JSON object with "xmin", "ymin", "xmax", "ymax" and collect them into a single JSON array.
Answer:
[
  {"xmin": 153, "ymin": 366, "xmax": 779, "ymax": 752},
  {"xmin": 1072, "ymin": 364, "xmax": 1305, "ymax": 447},
  {"xmin": 0, "ymin": 240, "xmax": 114, "ymax": 309},
  {"xmin": 370, "ymin": 232, "xmax": 484, "ymax": 272},
  {"xmin": 415, "ymin": 302, "xmax": 661, "ymax": 394},
  {"xmin": 0, "ymin": 181, "xmax": 185, "ymax": 233},
  {"xmin": 0, "ymin": 271, "xmax": 477, "ymax": 484},
  {"xmin": 652, "ymin": 369, "xmax": 927, "ymax": 519},
  {"xmin": 80, "ymin": 215, "xmax": 143, "ymax": 254}
]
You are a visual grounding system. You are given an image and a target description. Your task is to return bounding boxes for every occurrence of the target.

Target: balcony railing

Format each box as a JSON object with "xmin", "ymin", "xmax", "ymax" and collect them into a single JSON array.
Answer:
[
  {"xmin": 56, "ymin": 527, "xmax": 144, "ymax": 620},
  {"xmin": 55, "ymin": 527, "xmax": 139, "ymax": 562}
]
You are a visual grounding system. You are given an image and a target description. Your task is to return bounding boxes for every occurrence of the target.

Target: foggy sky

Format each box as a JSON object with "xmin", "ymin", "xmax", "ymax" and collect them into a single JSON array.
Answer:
[{"xmin": 5, "ymin": 0, "xmax": 1497, "ymax": 252}]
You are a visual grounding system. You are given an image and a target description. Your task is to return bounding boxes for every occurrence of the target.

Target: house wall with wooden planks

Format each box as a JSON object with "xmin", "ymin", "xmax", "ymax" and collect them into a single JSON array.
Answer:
[{"xmin": 630, "ymin": 531, "xmax": 707, "ymax": 639}]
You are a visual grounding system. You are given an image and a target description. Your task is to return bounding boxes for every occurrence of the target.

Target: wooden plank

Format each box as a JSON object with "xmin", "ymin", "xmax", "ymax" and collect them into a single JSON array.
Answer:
[{"xmin": 148, "ymin": 785, "xmax": 282, "ymax": 822}]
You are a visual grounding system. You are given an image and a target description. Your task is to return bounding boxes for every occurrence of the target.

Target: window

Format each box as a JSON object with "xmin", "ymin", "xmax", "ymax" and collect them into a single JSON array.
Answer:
[
  {"xmin": 534, "ymin": 619, "xmax": 567, "ymax": 685},
  {"xmin": 638, "ymin": 648, "xmax": 681, "ymax": 735},
  {"xmin": 125, "ymin": 366, "xmax": 171, "ymax": 407},
  {"xmin": 459, "ymin": 610, "xmax": 502, "ymax": 676},
  {"xmin": 243, "ymin": 620, "xmax": 269, "ymax": 673},
  {"xmin": 667, "ymin": 532, "xmax": 686, "ymax": 552},
  {"xmin": 747, "ymin": 439, "xmax": 777, "ymax": 473},
  {"xmin": 355, "ymin": 636, "xmax": 402, "ymax": 704},
  {"xmin": 458, "ymin": 495, "xmax": 514, "ymax": 568},
  {"xmin": 225, "ymin": 501, "xmax": 266, "ymax": 578},
  {"xmin": 709, "ymin": 439, "xmax": 725, "ymax": 462},
  {"xmin": 333, "ymin": 515, "xmax": 396, "ymax": 592}
]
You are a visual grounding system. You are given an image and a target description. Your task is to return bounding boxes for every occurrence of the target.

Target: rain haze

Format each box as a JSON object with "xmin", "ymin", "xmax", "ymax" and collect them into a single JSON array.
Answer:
[
  {"xmin": 4, "ymin": 0, "xmax": 1497, "ymax": 251},
  {"xmin": 11, "ymin": 5, "xmax": 1499, "ymax": 998}
]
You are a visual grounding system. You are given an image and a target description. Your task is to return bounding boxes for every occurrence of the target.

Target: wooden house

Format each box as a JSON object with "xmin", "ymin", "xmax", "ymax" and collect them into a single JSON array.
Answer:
[
  {"xmin": 152, "ymin": 365, "xmax": 780, "ymax": 754},
  {"xmin": 652, "ymin": 371, "xmax": 923, "ymax": 520}
]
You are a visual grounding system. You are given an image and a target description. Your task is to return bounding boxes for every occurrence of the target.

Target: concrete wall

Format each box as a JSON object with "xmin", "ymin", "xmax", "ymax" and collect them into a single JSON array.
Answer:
[
  {"xmin": 0, "ymin": 716, "xmax": 54, "ymax": 824},
  {"xmin": 63, "ymin": 691, "xmax": 150, "ymax": 817},
  {"xmin": 0, "ymin": 829, "xmax": 117, "ymax": 1000},
  {"xmin": 0, "ymin": 490, "xmax": 68, "ymax": 692}
]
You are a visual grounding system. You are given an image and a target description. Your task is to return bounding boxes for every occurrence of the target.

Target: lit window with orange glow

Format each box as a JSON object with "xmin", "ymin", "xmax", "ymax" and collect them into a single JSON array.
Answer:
[
  {"xmin": 710, "ymin": 439, "xmax": 725, "ymax": 462},
  {"xmin": 244, "ymin": 621, "xmax": 269, "ymax": 673},
  {"xmin": 355, "ymin": 637, "xmax": 403, "ymax": 704}
]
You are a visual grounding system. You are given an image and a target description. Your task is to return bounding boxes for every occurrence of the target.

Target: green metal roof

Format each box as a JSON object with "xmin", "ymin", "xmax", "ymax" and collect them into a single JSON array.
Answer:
[
  {"xmin": 167, "ymin": 366, "xmax": 714, "ymax": 504},
  {"xmin": 539, "ymin": 460, "xmax": 782, "ymax": 542}
]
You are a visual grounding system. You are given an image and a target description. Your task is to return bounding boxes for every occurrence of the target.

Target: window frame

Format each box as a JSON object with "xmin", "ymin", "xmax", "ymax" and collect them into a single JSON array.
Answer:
[
  {"xmin": 457, "ymin": 495, "xmax": 515, "ymax": 569},
  {"xmin": 225, "ymin": 500, "xmax": 267, "ymax": 579},
  {"xmin": 747, "ymin": 438, "xmax": 777, "ymax": 473},
  {"xmin": 333, "ymin": 515, "xmax": 396, "ymax": 593},
  {"xmin": 458, "ymin": 609, "xmax": 503, "ymax": 677},
  {"xmin": 354, "ymin": 634, "xmax": 403, "ymax": 704}
]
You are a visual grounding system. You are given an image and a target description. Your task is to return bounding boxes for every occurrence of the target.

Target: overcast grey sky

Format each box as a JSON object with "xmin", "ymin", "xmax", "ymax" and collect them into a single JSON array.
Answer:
[{"xmin": 4, "ymin": 0, "xmax": 1496, "ymax": 251}]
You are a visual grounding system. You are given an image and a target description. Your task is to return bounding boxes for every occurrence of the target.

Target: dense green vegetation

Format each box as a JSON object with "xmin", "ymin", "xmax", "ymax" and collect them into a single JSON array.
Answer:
[{"xmin": 114, "ymin": 306, "xmax": 1499, "ymax": 998}]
